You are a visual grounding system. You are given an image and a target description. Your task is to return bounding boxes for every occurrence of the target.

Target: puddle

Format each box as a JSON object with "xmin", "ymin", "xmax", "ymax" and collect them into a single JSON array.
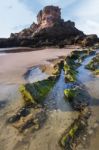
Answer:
[{"xmin": 24, "ymin": 67, "xmax": 49, "ymax": 83}]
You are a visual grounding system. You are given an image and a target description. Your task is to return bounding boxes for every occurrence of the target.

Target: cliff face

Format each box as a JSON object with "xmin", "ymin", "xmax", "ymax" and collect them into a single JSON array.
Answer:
[
  {"xmin": 10, "ymin": 5, "xmax": 83, "ymax": 39},
  {"xmin": 37, "ymin": 6, "xmax": 61, "ymax": 29},
  {"xmin": 0, "ymin": 5, "xmax": 99, "ymax": 48},
  {"xmin": 10, "ymin": 6, "xmax": 62, "ymax": 38}
]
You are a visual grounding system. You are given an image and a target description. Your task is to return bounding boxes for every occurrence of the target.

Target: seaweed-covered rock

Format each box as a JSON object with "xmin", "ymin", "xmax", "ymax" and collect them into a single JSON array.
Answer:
[
  {"xmin": 93, "ymin": 69, "xmax": 99, "ymax": 76},
  {"xmin": 20, "ymin": 77, "xmax": 56, "ymax": 104},
  {"xmin": 60, "ymin": 108, "xmax": 91, "ymax": 149},
  {"xmin": 19, "ymin": 85, "xmax": 36, "ymax": 106},
  {"xmin": 85, "ymin": 54, "xmax": 99, "ymax": 71},
  {"xmin": 63, "ymin": 59, "xmax": 78, "ymax": 82},
  {"xmin": 64, "ymin": 88, "xmax": 76, "ymax": 101},
  {"xmin": 64, "ymin": 86, "xmax": 90, "ymax": 111}
]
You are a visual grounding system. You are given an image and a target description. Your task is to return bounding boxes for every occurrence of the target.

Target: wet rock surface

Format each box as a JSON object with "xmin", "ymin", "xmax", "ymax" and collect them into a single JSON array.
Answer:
[
  {"xmin": 60, "ymin": 107, "xmax": 91, "ymax": 150},
  {"xmin": 85, "ymin": 53, "xmax": 99, "ymax": 76},
  {"xmin": 7, "ymin": 105, "xmax": 47, "ymax": 133}
]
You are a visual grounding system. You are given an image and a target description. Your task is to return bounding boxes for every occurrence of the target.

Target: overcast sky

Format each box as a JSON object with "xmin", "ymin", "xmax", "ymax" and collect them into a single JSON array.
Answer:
[{"xmin": 0, "ymin": 0, "xmax": 99, "ymax": 37}]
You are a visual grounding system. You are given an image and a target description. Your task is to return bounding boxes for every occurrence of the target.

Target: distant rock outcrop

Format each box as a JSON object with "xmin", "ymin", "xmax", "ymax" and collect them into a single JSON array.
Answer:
[{"xmin": 0, "ymin": 5, "xmax": 99, "ymax": 48}]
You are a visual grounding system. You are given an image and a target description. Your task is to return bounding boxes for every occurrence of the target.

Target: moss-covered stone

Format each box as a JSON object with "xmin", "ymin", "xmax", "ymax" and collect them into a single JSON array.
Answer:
[
  {"xmin": 85, "ymin": 61, "xmax": 94, "ymax": 70},
  {"xmin": 63, "ymin": 59, "xmax": 78, "ymax": 82},
  {"xmin": 65, "ymin": 70, "xmax": 77, "ymax": 82},
  {"xmin": 19, "ymin": 77, "xmax": 56, "ymax": 105},
  {"xmin": 61, "ymin": 123, "xmax": 78, "ymax": 147},
  {"xmin": 64, "ymin": 66, "xmax": 77, "ymax": 82},
  {"xmin": 60, "ymin": 109, "xmax": 90, "ymax": 149},
  {"xmin": 93, "ymin": 69, "xmax": 99, "ymax": 75},
  {"xmin": 85, "ymin": 54, "xmax": 99, "ymax": 71},
  {"xmin": 64, "ymin": 88, "xmax": 76, "ymax": 101},
  {"xmin": 64, "ymin": 86, "xmax": 90, "ymax": 111},
  {"xmin": 19, "ymin": 85, "xmax": 36, "ymax": 105},
  {"xmin": 70, "ymin": 51, "xmax": 83, "ymax": 60}
]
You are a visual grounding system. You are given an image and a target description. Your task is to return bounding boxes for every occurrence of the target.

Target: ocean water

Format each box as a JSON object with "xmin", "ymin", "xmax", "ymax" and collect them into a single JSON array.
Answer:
[
  {"xmin": 0, "ymin": 53, "xmax": 6, "ymax": 56},
  {"xmin": 0, "ymin": 47, "xmax": 20, "ymax": 51}
]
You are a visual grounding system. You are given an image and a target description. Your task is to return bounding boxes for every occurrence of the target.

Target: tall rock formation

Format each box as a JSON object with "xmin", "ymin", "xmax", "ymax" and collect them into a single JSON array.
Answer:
[
  {"xmin": 0, "ymin": 6, "xmax": 99, "ymax": 48},
  {"xmin": 37, "ymin": 6, "xmax": 61, "ymax": 29}
]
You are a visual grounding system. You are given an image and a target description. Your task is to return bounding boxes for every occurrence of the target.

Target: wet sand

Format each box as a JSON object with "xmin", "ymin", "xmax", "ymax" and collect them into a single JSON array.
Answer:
[
  {"xmin": 0, "ymin": 47, "xmax": 99, "ymax": 150},
  {"xmin": 0, "ymin": 48, "xmax": 76, "ymax": 84},
  {"xmin": 0, "ymin": 47, "xmax": 79, "ymax": 150}
]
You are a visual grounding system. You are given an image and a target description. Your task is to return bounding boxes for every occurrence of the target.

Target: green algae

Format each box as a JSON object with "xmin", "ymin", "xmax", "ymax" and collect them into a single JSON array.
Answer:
[
  {"xmin": 19, "ymin": 85, "xmax": 36, "ymax": 105},
  {"xmin": 93, "ymin": 69, "xmax": 99, "ymax": 75},
  {"xmin": 19, "ymin": 77, "xmax": 56, "ymax": 105},
  {"xmin": 60, "ymin": 109, "xmax": 90, "ymax": 149},
  {"xmin": 85, "ymin": 61, "xmax": 95, "ymax": 70},
  {"xmin": 64, "ymin": 88, "xmax": 76, "ymax": 101},
  {"xmin": 61, "ymin": 123, "xmax": 78, "ymax": 147},
  {"xmin": 85, "ymin": 54, "xmax": 99, "ymax": 71},
  {"xmin": 63, "ymin": 60, "xmax": 78, "ymax": 82}
]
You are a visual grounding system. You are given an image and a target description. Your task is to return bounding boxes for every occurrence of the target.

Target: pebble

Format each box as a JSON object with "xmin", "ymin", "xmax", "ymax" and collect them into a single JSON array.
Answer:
[
  {"xmin": 93, "ymin": 123, "xmax": 98, "ymax": 129},
  {"xmin": 88, "ymin": 129, "xmax": 93, "ymax": 135},
  {"xmin": 83, "ymin": 137, "xmax": 86, "ymax": 141},
  {"xmin": 24, "ymin": 129, "xmax": 28, "ymax": 134},
  {"xmin": 35, "ymin": 124, "xmax": 39, "ymax": 130}
]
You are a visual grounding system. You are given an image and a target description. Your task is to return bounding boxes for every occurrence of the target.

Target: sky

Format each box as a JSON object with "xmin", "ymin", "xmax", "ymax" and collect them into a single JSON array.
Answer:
[{"xmin": 0, "ymin": 0, "xmax": 99, "ymax": 37}]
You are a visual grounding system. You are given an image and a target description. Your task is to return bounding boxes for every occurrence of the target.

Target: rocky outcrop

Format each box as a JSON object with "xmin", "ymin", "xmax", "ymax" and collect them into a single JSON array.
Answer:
[
  {"xmin": 81, "ymin": 34, "xmax": 99, "ymax": 47},
  {"xmin": 0, "ymin": 5, "xmax": 99, "ymax": 48},
  {"xmin": 10, "ymin": 22, "xmax": 38, "ymax": 38},
  {"xmin": 37, "ymin": 6, "xmax": 61, "ymax": 29}
]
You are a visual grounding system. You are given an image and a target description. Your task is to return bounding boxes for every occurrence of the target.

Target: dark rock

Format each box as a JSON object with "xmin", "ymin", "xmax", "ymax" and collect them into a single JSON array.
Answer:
[
  {"xmin": 81, "ymin": 34, "xmax": 99, "ymax": 47},
  {"xmin": 7, "ymin": 107, "xmax": 30, "ymax": 123},
  {"xmin": 0, "ymin": 6, "xmax": 98, "ymax": 48}
]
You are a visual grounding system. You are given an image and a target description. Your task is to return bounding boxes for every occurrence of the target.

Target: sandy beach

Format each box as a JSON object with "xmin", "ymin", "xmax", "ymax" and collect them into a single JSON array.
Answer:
[
  {"xmin": 0, "ymin": 48, "xmax": 76, "ymax": 84},
  {"xmin": 0, "ymin": 47, "xmax": 79, "ymax": 150},
  {"xmin": 0, "ymin": 47, "xmax": 99, "ymax": 150}
]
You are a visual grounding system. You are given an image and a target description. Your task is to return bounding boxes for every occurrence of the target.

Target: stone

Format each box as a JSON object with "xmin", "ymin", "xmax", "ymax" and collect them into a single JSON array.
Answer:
[
  {"xmin": 37, "ymin": 6, "xmax": 61, "ymax": 29},
  {"xmin": 88, "ymin": 129, "xmax": 93, "ymax": 135},
  {"xmin": 34, "ymin": 124, "xmax": 40, "ymax": 130},
  {"xmin": 93, "ymin": 123, "xmax": 98, "ymax": 129}
]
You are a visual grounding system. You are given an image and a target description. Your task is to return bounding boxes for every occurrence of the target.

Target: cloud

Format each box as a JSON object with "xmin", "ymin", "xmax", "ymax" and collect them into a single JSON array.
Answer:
[
  {"xmin": 37, "ymin": 0, "xmax": 77, "ymax": 8},
  {"xmin": 0, "ymin": 0, "xmax": 99, "ymax": 37},
  {"xmin": 71, "ymin": 0, "xmax": 99, "ymax": 36},
  {"xmin": 0, "ymin": 0, "xmax": 36, "ymax": 37},
  {"xmin": 12, "ymin": 24, "xmax": 30, "ymax": 31}
]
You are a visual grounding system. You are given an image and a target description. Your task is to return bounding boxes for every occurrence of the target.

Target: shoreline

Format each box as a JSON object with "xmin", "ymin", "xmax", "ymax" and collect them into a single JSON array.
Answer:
[
  {"xmin": 0, "ymin": 46, "xmax": 80, "ymax": 53},
  {"xmin": 0, "ymin": 47, "xmax": 79, "ymax": 84}
]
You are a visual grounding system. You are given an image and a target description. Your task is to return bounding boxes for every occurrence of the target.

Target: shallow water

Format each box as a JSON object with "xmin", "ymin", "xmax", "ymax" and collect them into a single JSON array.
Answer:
[
  {"xmin": 77, "ymin": 51, "xmax": 99, "ymax": 150},
  {"xmin": 0, "ymin": 47, "xmax": 26, "ymax": 51},
  {"xmin": 28, "ymin": 70, "xmax": 78, "ymax": 150},
  {"xmin": 45, "ymin": 70, "xmax": 73, "ymax": 111},
  {"xmin": 0, "ymin": 50, "xmax": 99, "ymax": 150},
  {"xmin": 24, "ymin": 67, "xmax": 49, "ymax": 83}
]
